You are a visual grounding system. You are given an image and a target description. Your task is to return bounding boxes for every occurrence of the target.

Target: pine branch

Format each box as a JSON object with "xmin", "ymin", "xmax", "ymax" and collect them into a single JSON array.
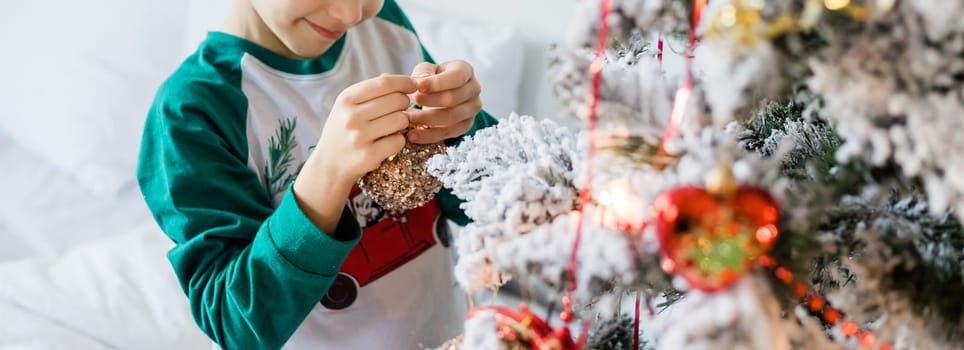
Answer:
[
  {"xmin": 812, "ymin": 196, "xmax": 964, "ymax": 345},
  {"xmin": 586, "ymin": 315, "xmax": 648, "ymax": 350},
  {"xmin": 263, "ymin": 118, "xmax": 300, "ymax": 197},
  {"xmin": 739, "ymin": 90, "xmax": 841, "ymax": 178}
]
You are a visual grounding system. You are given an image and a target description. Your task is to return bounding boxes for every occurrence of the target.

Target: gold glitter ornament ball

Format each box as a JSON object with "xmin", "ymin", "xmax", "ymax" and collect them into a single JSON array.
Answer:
[{"xmin": 358, "ymin": 141, "xmax": 445, "ymax": 212}]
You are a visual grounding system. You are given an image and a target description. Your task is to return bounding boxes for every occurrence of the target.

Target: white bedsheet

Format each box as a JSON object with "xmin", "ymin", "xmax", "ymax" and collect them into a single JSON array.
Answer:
[
  {"xmin": 0, "ymin": 301, "xmax": 115, "ymax": 350},
  {"xmin": 0, "ymin": 133, "xmax": 154, "ymax": 262},
  {"xmin": 0, "ymin": 222, "xmax": 208, "ymax": 349},
  {"xmin": 0, "ymin": 135, "xmax": 208, "ymax": 348}
]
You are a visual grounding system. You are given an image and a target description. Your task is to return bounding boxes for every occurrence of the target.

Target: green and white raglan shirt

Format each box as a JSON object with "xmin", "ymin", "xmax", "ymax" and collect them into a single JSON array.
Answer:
[{"xmin": 137, "ymin": 2, "xmax": 497, "ymax": 349}]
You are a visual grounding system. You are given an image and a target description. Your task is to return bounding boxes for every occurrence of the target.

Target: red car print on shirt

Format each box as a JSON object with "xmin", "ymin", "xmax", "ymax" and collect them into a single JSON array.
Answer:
[{"xmin": 320, "ymin": 185, "xmax": 451, "ymax": 310}]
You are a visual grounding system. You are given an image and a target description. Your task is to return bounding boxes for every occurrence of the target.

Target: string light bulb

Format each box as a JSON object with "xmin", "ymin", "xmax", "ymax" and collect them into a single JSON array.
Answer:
[{"xmin": 825, "ymin": 0, "xmax": 851, "ymax": 10}]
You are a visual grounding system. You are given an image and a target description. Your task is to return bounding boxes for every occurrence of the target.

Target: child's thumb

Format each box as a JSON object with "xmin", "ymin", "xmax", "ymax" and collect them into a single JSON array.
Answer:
[{"xmin": 411, "ymin": 62, "xmax": 437, "ymax": 79}]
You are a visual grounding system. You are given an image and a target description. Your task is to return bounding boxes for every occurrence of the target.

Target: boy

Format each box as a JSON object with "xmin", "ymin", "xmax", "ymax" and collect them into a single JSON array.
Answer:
[{"xmin": 136, "ymin": 0, "xmax": 497, "ymax": 348}]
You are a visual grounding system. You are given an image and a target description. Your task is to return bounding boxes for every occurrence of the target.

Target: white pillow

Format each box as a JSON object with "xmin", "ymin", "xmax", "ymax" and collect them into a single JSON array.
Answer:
[
  {"xmin": 0, "ymin": 1, "xmax": 190, "ymax": 196},
  {"xmin": 180, "ymin": 0, "xmax": 525, "ymax": 120},
  {"xmin": 0, "ymin": 223, "xmax": 209, "ymax": 349}
]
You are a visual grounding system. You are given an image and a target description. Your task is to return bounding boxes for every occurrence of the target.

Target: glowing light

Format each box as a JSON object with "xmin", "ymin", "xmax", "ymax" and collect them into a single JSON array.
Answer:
[
  {"xmin": 743, "ymin": 0, "xmax": 765, "ymax": 10},
  {"xmin": 807, "ymin": 295, "xmax": 825, "ymax": 312},
  {"xmin": 663, "ymin": 204, "xmax": 679, "ymax": 222},
  {"xmin": 761, "ymin": 257, "xmax": 889, "ymax": 347},
  {"xmin": 661, "ymin": 257, "xmax": 676, "ymax": 273},
  {"xmin": 720, "ymin": 270, "xmax": 739, "ymax": 285},
  {"xmin": 823, "ymin": 308, "xmax": 841, "ymax": 325},
  {"xmin": 841, "ymin": 321, "xmax": 859, "ymax": 337},
  {"xmin": 877, "ymin": 0, "xmax": 896, "ymax": 12},
  {"xmin": 824, "ymin": 0, "xmax": 850, "ymax": 11},
  {"xmin": 800, "ymin": 0, "xmax": 824, "ymax": 29},
  {"xmin": 775, "ymin": 267, "xmax": 793, "ymax": 284},
  {"xmin": 604, "ymin": 179, "xmax": 647, "ymax": 231},
  {"xmin": 719, "ymin": 5, "xmax": 737, "ymax": 27},
  {"xmin": 858, "ymin": 331, "xmax": 877, "ymax": 348},
  {"xmin": 590, "ymin": 57, "xmax": 605, "ymax": 75},
  {"xmin": 758, "ymin": 255, "xmax": 776, "ymax": 268},
  {"xmin": 697, "ymin": 237, "xmax": 712, "ymax": 250},
  {"xmin": 597, "ymin": 189, "xmax": 613, "ymax": 206},
  {"xmin": 755, "ymin": 224, "xmax": 778, "ymax": 244}
]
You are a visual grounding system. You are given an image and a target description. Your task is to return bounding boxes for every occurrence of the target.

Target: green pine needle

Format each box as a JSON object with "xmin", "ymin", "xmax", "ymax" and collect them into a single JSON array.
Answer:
[{"xmin": 263, "ymin": 118, "xmax": 300, "ymax": 197}]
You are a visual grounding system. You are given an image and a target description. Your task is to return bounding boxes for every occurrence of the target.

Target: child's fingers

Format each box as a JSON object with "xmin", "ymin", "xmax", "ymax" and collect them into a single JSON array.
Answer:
[
  {"xmin": 365, "ymin": 111, "xmax": 410, "ymax": 141},
  {"xmin": 370, "ymin": 132, "xmax": 407, "ymax": 163},
  {"xmin": 416, "ymin": 60, "xmax": 473, "ymax": 93},
  {"xmin": 411, "ymin": 62, "xmax": 438, "ymax": 79},
  {"xmin": 407, "ymin": 100, "xmax": 480, "ymax": 127},
  {"xmin": 352, "ymin": 92, "xmax": 411, "ymax": 122},
  {"xmin": 408, "ymin": 117, "xmax": 475, "ymax": 144},
  {"xmin": 413, "ymin": 78, "xmax": 480, "ymax": 108},
  {"xmin": 342, "ymin": 74, "xmax": 417, "ymax": 104}
]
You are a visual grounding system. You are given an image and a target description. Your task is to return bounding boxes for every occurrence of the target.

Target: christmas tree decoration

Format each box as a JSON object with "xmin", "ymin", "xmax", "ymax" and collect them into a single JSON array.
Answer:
[
  {"xmin": 358, "ymin": 140, "xmax": 445, "ymax": 212},
  {"xmin": 427, "ymin": 114, "xmax": 582, "ymax": 293},
  {"xmin": 703, "ymin": 0, "xmax": 891, "ymax": 50},
  {"xmin": 465, "ymin": 304, "xmax": 582, "ymax": 350},
  {"xmin": 596, "ymin": 178, "xmax": 648, "ymax": 234},
  {"xmin": 584, "ymin": 315, "xmax": 637, "ymax": 350},
  {"xmin": 428, "ymin": 0, "xmax": 964, "ymax": 348},
  {"xmin": 437, "ymin": 336, "xmax": 463, "ymax": 350},
  {"xmin": 757, "ymin": 256, "xmax": 895, "ymax": 350},
  {"xmin": 651, "ymin": 182, "xmax": 779, "ymax": 291},
  {"xmin": 704, "ymin": 0, "xmax": 784, "ymax": 49}
]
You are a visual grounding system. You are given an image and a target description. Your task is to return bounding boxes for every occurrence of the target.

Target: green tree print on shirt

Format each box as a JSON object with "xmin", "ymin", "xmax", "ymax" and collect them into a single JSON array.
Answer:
[{"xmin": 264, "ymin": 117, "xmax": 301, "ymax": 198}]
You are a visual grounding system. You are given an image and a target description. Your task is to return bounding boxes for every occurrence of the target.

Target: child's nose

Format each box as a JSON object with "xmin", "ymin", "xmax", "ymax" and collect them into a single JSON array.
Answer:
[{"xmin": 329, "ymin": 0, "xmax": 363, "ymax": 27}]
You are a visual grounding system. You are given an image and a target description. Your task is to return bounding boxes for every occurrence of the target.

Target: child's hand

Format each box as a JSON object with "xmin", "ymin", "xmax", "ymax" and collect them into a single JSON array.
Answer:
[
  {"xmin": 303, "ymin": 74, "xmax": 417, "ymax": 188},
  {"xmin": 323, "ymin": 74, "xmax": 418, "ymax": 182},
  {"xmin": 294, "ymin": 74, "xmax": 417, "ymax": 233},
  {"xmin": 407, "ymin": 61, "xmax": 483, "ymax": 144}
]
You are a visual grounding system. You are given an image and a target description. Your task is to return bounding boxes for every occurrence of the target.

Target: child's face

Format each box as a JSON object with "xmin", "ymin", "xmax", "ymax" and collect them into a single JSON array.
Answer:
[{"xmin": 250, "ymin": 0, "xmax": 384, "ymax": 58}]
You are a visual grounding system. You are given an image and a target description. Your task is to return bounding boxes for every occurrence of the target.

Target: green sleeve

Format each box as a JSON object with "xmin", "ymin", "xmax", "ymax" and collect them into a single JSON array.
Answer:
[
  {"xmin": 379, "ymin": 0, "xmax": 501, "ymax": 225},
  {"xmin": 137, "ymin": 79, "xmax": 361, "ymax": 349}
]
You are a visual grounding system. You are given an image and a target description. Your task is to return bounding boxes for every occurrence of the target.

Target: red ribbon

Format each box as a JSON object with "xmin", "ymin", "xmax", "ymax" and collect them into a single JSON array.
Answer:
[
  {"xmin": 569, "ymin": 0, "xmax": 705, "ymax": 348},
  {"xmin": 659, "ymin": 0, "xmax": 706, "ymax": 155},
  {"xmin": 561, "ymin": 0, "xmax": 613, "ymax": 347},
  {"xmin": 633, "ymin": 291, "xmax": 642, "ymax": 349},
  {"xmin": 657, "ymin": 35, "xmax": 664, "ymax": 63}
]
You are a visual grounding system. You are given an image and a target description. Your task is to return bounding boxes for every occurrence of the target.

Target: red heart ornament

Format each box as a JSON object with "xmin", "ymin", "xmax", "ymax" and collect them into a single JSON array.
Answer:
[{"xmin": 652, "ymin": 186, "xmax": 780, "ymax": 291}]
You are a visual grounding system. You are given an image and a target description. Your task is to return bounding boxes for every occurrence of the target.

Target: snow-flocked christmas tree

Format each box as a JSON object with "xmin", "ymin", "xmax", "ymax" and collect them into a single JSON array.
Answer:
[{"xmin": 428, "ymin": 1, "xmax": 964, "ymax": 349}]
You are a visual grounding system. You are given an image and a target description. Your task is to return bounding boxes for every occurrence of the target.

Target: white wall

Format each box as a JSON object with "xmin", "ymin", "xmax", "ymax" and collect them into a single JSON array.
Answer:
[{"xmin": 397, "ymin": 0, "xmax": 578, "ymax": 120}]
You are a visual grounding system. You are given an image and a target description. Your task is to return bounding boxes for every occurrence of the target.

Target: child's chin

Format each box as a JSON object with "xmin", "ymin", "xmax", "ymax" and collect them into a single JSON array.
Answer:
[{"xmin": 290, "ymin": 43, "xmax": 334, "ymax": 59}]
